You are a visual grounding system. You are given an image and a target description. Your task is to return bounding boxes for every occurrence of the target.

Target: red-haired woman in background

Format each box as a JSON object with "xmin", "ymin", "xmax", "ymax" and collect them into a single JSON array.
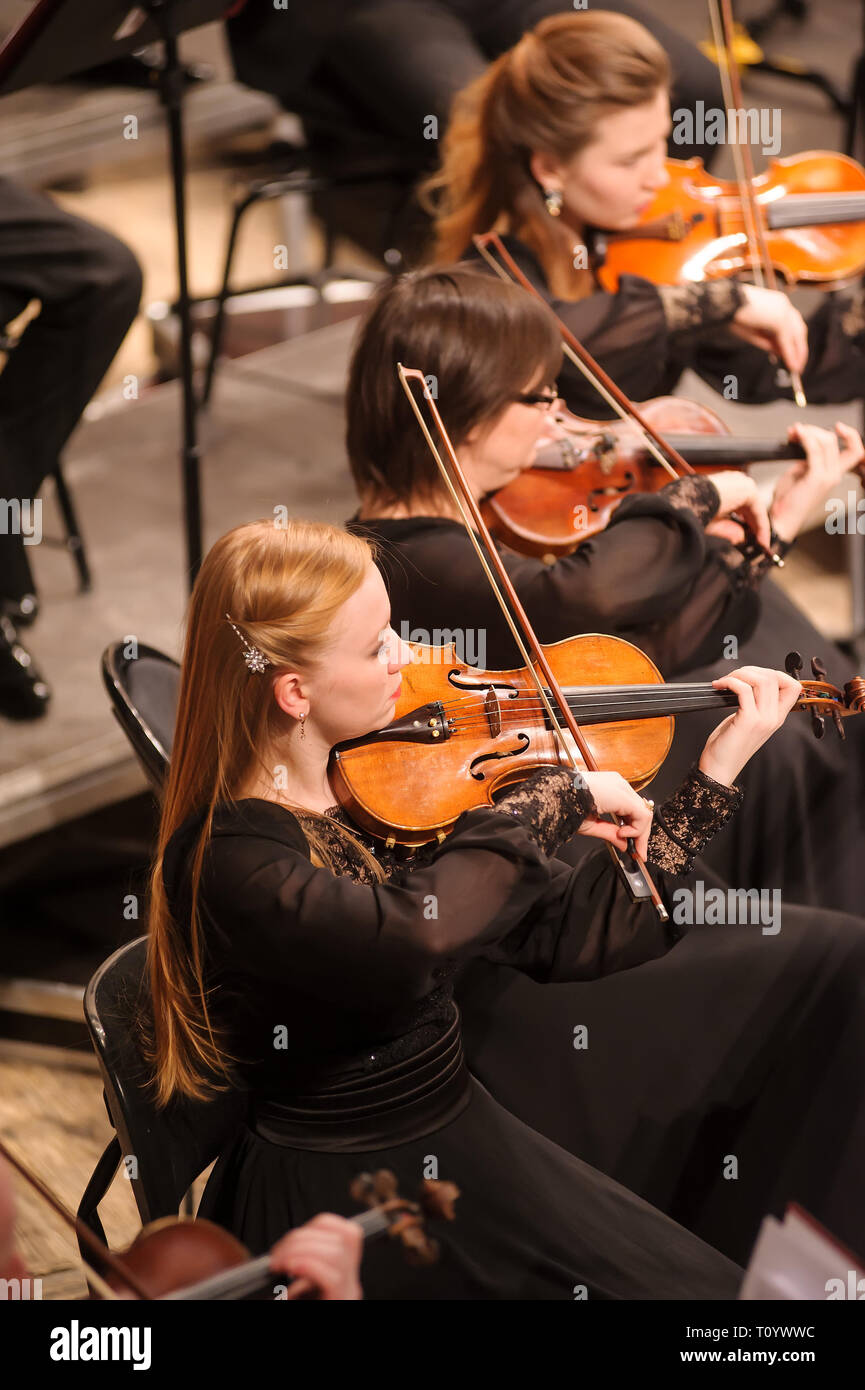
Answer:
[{"xmin": 425, "ymin": 10, "xmax": 865, "ymax": 415}]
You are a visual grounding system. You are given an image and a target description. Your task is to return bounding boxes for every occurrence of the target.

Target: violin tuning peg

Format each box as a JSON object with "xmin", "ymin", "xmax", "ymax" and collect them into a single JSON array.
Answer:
[
  {"xmin": 831, "ymin": 706, "xmax": 846, "ymax": 740},
  {"xmin": 810, "ymin": 655, "xmax": 829, "ymax": 681},
  {"xmin": 785, "ymin": 650, "xmax": 803, "ymax": 679},
  {"xmin": 810, "ymin": 709, "xmax": 826, "ymax": 740}
]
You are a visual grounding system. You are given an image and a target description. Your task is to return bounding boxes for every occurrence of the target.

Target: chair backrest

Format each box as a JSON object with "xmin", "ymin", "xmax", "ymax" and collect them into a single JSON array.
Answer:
[
  {"xmin": 84, "ymin": 936, "xmax": 246, "ymax": 1225},
  {"xmin": 101, "ymin": 642, "xmax": 179, "ymax": 794}
]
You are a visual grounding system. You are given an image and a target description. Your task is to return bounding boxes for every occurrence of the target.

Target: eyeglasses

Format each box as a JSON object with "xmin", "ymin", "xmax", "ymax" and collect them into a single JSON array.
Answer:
[{"xmin": 512, "ymin": 388, "xmax": 560, "ymax": 412}]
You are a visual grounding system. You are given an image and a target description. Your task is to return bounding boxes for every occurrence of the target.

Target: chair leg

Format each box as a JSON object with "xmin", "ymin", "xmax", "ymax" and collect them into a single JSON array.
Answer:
[
  {"xmin": 201, "ymin": 190, "xmax": 259, "ymax": 409},
  {"xmin": 51, "ymin": 462, "xmax": 91, "ymax": 592},
  {"xmin": 77, "ymin": 1135, "xmax": 122, "ymax": 1258}
]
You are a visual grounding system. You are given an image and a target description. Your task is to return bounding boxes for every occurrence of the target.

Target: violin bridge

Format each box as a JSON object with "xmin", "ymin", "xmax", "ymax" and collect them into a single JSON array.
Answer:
[{"xmin": 483, "ymin": 686, "xmax": 502, "ymax": 738}]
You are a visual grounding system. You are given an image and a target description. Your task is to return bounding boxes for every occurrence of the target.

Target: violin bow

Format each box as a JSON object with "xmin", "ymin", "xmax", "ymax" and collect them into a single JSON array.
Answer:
[
  {"xmin": 0, "ymin": 1135, "xmax": 150, "ymax": 1300},
  {"xmin": 707, "ymin": 0, "xmax": 807, "ymax": 407},
  {"xmin": 472, "ymin": 230, "xmax": 783, "ymax": 567},
  {"xmin": 397, "ymin": 362, "xmax": 670, "ymax": 920}
]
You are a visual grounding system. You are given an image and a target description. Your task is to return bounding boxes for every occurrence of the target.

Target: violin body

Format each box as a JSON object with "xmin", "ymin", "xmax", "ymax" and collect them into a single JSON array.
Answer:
[
  {"xmin": 596, "ymin": 153, "xmax": 865, "ymax": 291},
  {"xmin": 332, "ymin": 638, "xmax": 865, "ymax": 849},
  {"xmin": 331, "ymin": 635, "xmax": 672, "ymax": 846},
  {"xmin": 101, "ymin": 1218, "xmax": 252, "ymax": 1299},
  {"xmin": 483, "ymin": 395, "xmax": 803, "ymax": 558}
]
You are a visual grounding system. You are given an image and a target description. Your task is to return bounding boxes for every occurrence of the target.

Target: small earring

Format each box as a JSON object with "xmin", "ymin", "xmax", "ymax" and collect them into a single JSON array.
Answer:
[
  {"xmin": 544, "ymin": 188, "xmax": 563, "ymax": 218},
  {"xmin": 299, "ymin": 712, "xmax": 306, "ymax": 740}
]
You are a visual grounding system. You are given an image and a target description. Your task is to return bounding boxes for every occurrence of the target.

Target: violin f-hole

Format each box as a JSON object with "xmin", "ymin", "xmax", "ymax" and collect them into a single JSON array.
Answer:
[{"xmin": 469, "ymin": 733, "xmax": 530, "ymax": 780}]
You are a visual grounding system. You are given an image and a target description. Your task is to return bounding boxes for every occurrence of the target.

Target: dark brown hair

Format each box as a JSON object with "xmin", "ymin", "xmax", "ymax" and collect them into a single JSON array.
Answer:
[
  {"xmin": 347, "ymin": 265, "xmax": 562, "ymax": 509},
  {"xmin": 422, "ymin": 11, "xmax": 670, "ymax": 298}
]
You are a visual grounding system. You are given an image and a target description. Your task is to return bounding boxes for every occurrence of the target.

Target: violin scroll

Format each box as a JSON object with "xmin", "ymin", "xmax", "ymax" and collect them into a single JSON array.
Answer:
[
  {"xmin": 788, "ymin": 654, "xmax": 865, "ymax": 740},
  {"xmin": 350, "ymin": 1168, "xmax": 460, "ymax": 1267}
]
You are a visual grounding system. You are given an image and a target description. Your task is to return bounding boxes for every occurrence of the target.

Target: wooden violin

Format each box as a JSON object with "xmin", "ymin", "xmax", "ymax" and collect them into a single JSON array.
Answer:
[
  {"xmin": 594, "ymin": 152, "xmax": 865, "ymax": 293},
  {"xmin": 331, "ymin": 638, "xmax": 865, "ymax": 847},
  {"xmin": 0, "ymin": 1136, "xmax": 458, "ymax": 1301},
  {"xmin": 118, "ymin": 1171, "xmax": 458, "ymax": 1301},
  {"xmin": 483, "ymin": 394, "xmax": 807, "ymax": 558},
  {"xmin": 473, "ymin": 231, "xmax": 785, "ymax": 567}
]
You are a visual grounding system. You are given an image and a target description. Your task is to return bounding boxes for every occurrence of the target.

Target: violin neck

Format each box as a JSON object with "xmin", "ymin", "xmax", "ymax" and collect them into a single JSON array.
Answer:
[
  {"xmin": 768, "ymin": 192, "xmax": 865, "ymax": 230},
  {"xmin": 558, "ymin": 683, "xmax": 738, "ymax": 724},
  {"xmin": 653, "ymin": 434, "xmax": 805, "ymax": 467}
]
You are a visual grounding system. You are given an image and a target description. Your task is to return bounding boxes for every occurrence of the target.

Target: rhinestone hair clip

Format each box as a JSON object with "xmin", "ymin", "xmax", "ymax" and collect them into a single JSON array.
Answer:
[{"xmin": 224, "ymin": 613, "xmax": 271, "ymax": 674}]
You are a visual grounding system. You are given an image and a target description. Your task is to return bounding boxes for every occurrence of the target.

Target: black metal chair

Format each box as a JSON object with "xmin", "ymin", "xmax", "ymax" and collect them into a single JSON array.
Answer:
[
  {"xmin": 77, "ymin": 935, "xmax": 246, "ymax": 1255},
  {"xmin": 101, "ymin": 640, "xmax": 179, "ymax": 794}
]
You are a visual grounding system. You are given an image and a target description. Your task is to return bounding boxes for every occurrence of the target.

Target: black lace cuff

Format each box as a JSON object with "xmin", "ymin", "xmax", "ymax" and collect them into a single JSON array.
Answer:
[
  {"xmin": 495, "ymin": 766, "xmax": 598, "ymax": 857},
  {"xmin": 649, "ymin": 765, "xmax": 744, "ymax": 874},
  {"xmin": 660, "ymin": 475, "xmax": 721, "ymax": 526},
  {"xmin": 657, "ymin": 279, "xmax": 746, "ymax": 335}
]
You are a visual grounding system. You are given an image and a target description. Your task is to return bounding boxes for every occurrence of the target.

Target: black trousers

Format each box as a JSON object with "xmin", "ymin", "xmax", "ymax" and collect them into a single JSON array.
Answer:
[
  {"xmin": 229, "ymin": 0, "xmax": 724, "ymax": 166},
  {"xmin": 0, "ymin": 179, "xmax": 142, "ymax": 602}
]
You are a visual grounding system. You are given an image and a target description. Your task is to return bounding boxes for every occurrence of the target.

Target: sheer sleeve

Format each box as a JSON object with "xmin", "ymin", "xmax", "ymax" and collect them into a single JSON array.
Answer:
[
  {"xmin": 479, "ymin": 845, "xmax": 683, "ymax": 981},
  {"xmin": 500, "ymin": 484, "xmax": 761, "ymax": 673},
  {"xmin": 192, "ymin": 786, "xmax": 602, "ymax": 1010},
  {"xmin": 689, "ymin": 281, "xmax": 865, "ymax": 406},
  {"xmin": 480, "ymin": 769, "xmax": 743, "ymax": 981},
  {"xmin": 464, "ymin": 237, "xmax": 744, "ymax": 417}
]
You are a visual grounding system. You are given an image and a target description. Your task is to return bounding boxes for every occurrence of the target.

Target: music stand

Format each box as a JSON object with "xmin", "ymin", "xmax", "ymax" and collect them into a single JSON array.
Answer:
[{"xmin": 0, "ymin": 0, "xmax": 230, "ymax": 586}]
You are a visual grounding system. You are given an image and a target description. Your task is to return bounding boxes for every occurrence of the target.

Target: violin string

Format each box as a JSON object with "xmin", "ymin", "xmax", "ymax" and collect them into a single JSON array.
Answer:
[
  {"xmin": 425, "ymin": 681, "xmax": 735, "ymax": 718},
  {"xmin": 394, "ymin": 683, "xmax": 833, "ymax": 735}
]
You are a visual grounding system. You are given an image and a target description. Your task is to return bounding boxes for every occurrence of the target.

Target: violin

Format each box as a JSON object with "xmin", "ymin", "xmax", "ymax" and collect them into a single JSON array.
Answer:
[
  {"xmin": 0, "ymin": 1136, "xmax": 458, "ymax": 1301},
  {"xmin": 103, "ymin": 1171, "xmax": 458, "ymax": 1301},
  {"xmin": 473, "ymin": 231, "xmax": 786, "ymax": 567},
  {"xmin": 331, "ymin": 638, "xmax": 865, "ymax": 847},
  {"xmin": 483, "ymin": 394, "xmax": 806, "ymax": 559},
  {"xmin": 593, "ymin": 152, "xmax": 865, "ymax": 293}
]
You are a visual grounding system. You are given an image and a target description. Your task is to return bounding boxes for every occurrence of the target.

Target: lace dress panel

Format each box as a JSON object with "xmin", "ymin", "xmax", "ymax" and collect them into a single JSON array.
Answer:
[{"xmin": 657, "ymin": 280, "xmax": 745, "ymax": 335}]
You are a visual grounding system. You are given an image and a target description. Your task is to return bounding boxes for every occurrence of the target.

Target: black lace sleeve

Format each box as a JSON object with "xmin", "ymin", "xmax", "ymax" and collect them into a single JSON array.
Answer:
[
  {"xmin": 657, "ymin": 280, "xmax": 745, "ymax": 335},
  {"xmin": 659, "ymin": 476, "xmax": 721, "ymax": 526},
  {"xmin": 649, "ymin": 766, "xmax": 744, "ymax": 874},
  {"xmin": 494, "ymin": 766, "xmax": 598, "ymax": 857}
]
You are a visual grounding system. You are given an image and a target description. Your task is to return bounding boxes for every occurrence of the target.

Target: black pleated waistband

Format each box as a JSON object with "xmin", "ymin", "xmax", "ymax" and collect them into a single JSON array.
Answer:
[{"xmin": 249, "ymin": 1009, "xmax": 473, "ymax": 1152}]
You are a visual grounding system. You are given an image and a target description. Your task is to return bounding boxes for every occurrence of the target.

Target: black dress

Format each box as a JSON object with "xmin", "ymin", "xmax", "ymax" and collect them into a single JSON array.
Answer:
[
  {"xmin": 350, "ymin": 501, "xmax": 865, "ymax": 917},
  {"xmin": 161, "ymin": 767, "xmax": 745, "ymax": 1300},
  {"xmin": 464, "ymin": 234, "xmax": 865, "ymax": 417}
]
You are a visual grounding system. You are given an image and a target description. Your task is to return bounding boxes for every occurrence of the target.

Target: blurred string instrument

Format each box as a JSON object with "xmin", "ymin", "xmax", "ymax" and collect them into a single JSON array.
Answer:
[
  {"xmin": 593, "ymin": 151, "xmax": 865, "ymax": 296},
  {"xmin": 0, "ymin": 1137, "xmax": 458, "ymax": 1301},
  {"xmin": 593, "ymin": 0, "xmax": 865, "ymax": 407}
]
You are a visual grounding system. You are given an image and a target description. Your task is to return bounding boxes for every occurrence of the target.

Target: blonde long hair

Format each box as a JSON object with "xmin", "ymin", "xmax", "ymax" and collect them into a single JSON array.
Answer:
[
  {"xmin": 147, "ymin": 517, "xmax": 380, "ymax": 1105},
  {"xmin": 422, "ymin": 11, "xmax": 670, "ymax": 299}
]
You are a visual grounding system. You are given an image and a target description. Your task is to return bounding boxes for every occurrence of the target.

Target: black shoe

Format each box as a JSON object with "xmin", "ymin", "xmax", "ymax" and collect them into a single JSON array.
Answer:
[
  {"xmin": 2, "ymin": 593, "xmax": 39, "ymax": 628},
  {"xmin": 0, "ymin": 615, "xmax": 51, "ymax": 719}
]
